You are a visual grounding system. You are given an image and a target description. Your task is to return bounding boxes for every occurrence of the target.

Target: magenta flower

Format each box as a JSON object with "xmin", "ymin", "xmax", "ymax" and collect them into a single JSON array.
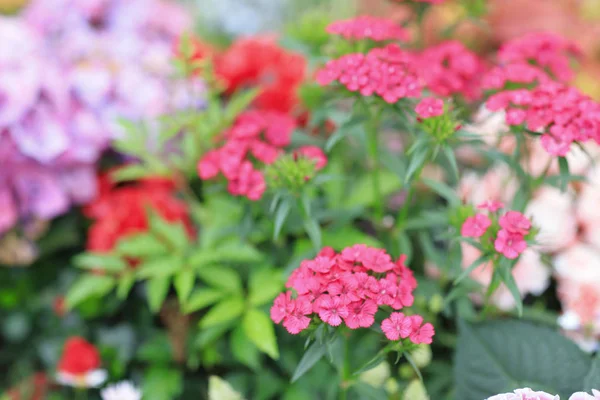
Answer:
[
  {"xmin": 326, "ymin": 16, "xmax": 410, "ymax": 42},
  {"xmin": 294, "ymin": 146, "xmax": 328, "ymax": 170},
  {"xmin": 327, "ymin": 274, "xmax": 360, "ymax": 304},
  {"xmin": 415, "ymin": 98, "xmax": 444, "ymax": 119},
  {"xmin": 381, "ymin": 312, "xmax": 413, "ymax": 341},
  {"xmin": 344, "ymin": 300, "xmax": 377, "ymax": 329},
  {"xmin": 316, "ymin": 295, "xmax": 349, "ymax": 327},
  {"xmin": 494, "ymin": 229, "xmax": 528, "ymax": 259},
  {"xmin": 477, "ymin": 200, "xmax": 505, "ymax": 212},
  {"xmin": 461, "ymin": 214, "xmax": 492, "ymax": 238},
  {"xmin": 499, "ymin": 211, "xmax": 531, "ymax": 235},
  {"xmin": 270, "ymin": 293, "xmax": 312, "ymax": 334},
  {"xmin": 407, "ymin": 315, "xmax": 435, "ymax": 345}
]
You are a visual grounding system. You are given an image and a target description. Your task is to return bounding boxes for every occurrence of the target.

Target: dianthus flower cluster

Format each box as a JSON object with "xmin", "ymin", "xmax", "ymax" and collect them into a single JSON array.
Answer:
[
  {"xmin": 485, "ymin": 82, "xmax": 600, "ymax": 156},
  {"xmin": 197, "ymin": 110, "xmax": 299, "ymax": 201},
  {"xmin": 216, "ymin": 37, "xmax": 306, "ymax": 113},
  {"xmin": 270, "ymin": 246, "xmax": 434, "ymax": 345},
  {"xmin": 417, "ymin": 41, "xmax": 485, "ymax": 100},
  {"xmin": 462, "ymin": 203, "xmax": 532, "ymax": 260},
  {"xmin": 481, "ymin": 62, "xmax": 550, "ymax": 91},
  {"xmin": 0, "ymin": 0, "xmax": 195, "ymax": 236},
  {"xmin": 84, "ymin": 174, "xmax": 193, "ymax": 253},
  {"xmin": 415, "ymin": 98, "xmax": 444, "ymax": 118},
  {"xmin": 325, "ymin": 16, "xmax": 410, "ymax": 42},
  {"xmin": 316, "ymin": 44, "xmax": 422, "ymax": 103},
  {"xmin": 497, "ymin": 32, "xmax": 581, "ymax": 82},
  {"xmin": 488, "ymin": 388, "xmax": 600, "ymax": 400}
]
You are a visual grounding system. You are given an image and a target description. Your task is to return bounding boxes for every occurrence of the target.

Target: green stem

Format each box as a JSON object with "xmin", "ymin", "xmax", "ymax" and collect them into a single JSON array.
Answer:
[
  {"xmin": 366, "ymin": 109, "xmax": 383, "ymax": 225},
  {"xmin": 339, "ymin": 335, "xmax": 351, "ymax": 400}
]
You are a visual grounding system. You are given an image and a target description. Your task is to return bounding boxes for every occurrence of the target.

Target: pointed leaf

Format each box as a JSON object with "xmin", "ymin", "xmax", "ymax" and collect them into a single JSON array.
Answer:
[
  {"xmin": 230, "ymin": 325, "xmax": 260, "ymax": 370},
  {"xmin": 421, "ymin": 178, "xmax": 460, "ymax": 207},
  {"xmin": 273, "ymin": 199, "xmax": 292, "ymax": 240},
  {"xmin": 243, "ymin": 309, "xmax": 279, "ymax": 359},
  {"xmin": 291, "ymin": 341, "xmax": 326, "ymax": 383},
  {"xmin": 66, "ymin": 275, "xmax": 116, "ymax": 309},
  {"xmin": 174, "ymin": 269, "xmax": 195, "ymax": 305},
  {"xmin": 197, "ymin": 265, "xmax": 242, "ymax": 292},
  {"xmin": 443, "ymin": 146, "xmax": 459, "ymax": 181},
  {"xmin": 454, "ymin": 254, "xmax": 492, "ymax": 285},
  {"xmin": 116, "ymin": 233, "xmax": 169, "ymax": 258},
  {"xmin": 73, "ymin": 253, "xmax": 127, "ymax": 272},
  {"xmin": 498, "ymin": 260, "xmax": 523, "ymax": 317},
  {"xmin": 147, "ymin": 276, "xmax": 171, "ymax": 313},
  {"xmin": 249, "ymin": 268, "xmax": 283, "ymax": 306},
  {"xmin": 117, "ymin": 273, "xmax": 136, "ymax": 300},
  {"xmin": 405, "ymin": 147, "xmax": 429, "ymax": 184},
  {"xmin": 584, "ymin": 354, "xmax": 600, "ymax": 390},
  {"xmin": 200, "ymin": 297, "xmax": 245, "ymax": 328},
  {"xmin": 184, "ymin": 289, "xmax": 225, "ymax": 313}
]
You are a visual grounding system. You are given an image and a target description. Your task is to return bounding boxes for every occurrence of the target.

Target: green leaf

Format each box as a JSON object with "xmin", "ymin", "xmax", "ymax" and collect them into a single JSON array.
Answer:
[
  {"xmin": 197, "ymin": 265, "xmax": 242, "ymax": 292},
  {"xmin": 136, "ymin": 256, "xmax": 184, "ymax": 279},
  {"xmin": 443, "ymin": 146, "xmax": 460, "ymax": 181},
  {"xmin": 454, "ymin": 254, "xmax": 492, "ymax": 285},
  {"xmin": 174, "ymin": 269, "xmax": 195, "ymax": 305},
  {"xmin": 325, "ymin": 115, "xmax": 366, "ymax": 152},
  {"xmin": 243, "ymin": 309, "xmax": 279, "ymax": 360},
  {"xmin": 73, "ymin": 253, "xmax": 127, "ymax": 272},
  {"xmin": 183, "ymin": 288, "xmax": 225, "ymax": 313},
  {"xmin": 117, "ymin": 272, "xmax": 135, "ymax": 300},
  {"xmin": 249, "ymin": 268, "xmax": 283, "ymax": 306},
  {"xmin": 455, "ymin": 319, "xmax": 591, "ymax": 399},
  {"xmin": 303, "ymin": 217, "xmax": 322, "ymax": 251},
  {"xmin": 143, "ymin": 367, "xmax": 183, "ymax": 400},
  {"xmin": 116, "ymin": 233, "xmax": 169, "ymax": 258},
  {"xmin": 111, "ymin": 164, "xmax": 148, "ymax": 182},
  {"xmin": 558, "ymin": 156, "xmax": 570, "ymax": 192},
  {"xmin": 148, "ymin": 210, "xmax": 190, "ymax": 251},
  {"xmin": 200, "ymin": 296, "xmax": 245, "ymax": 328},
  {"xmin": 146, "ymin": 276, "xmax": 171, "ymax": 312},
  {"xmin": 344, "ymin": 171, "xmax": 401, "ymax": 208},
  {"xmin": 397, "ymin": 231, "xmax": 413, "ymax": 264},
  {"xmin": 584, "ymin": 354, "xmax": 600, "ymax": 390},
  {"xmin": 421, "ymin": 178, "xmax": 460, "ymax": 207},
  {"xmin": 498, "ymin": 260, "xmax": 523, "ymax": 316},
  {"xmin": 405, "ymin": 146, "xmax": 429, "ymax": 184},
  {"xmin": 65, "ymin": 275, "xmax": 116, "ymax": 309},
  {"xmin": 225, "ymin": 88, "xmax": 259, "ymax": 122},
  {"xmin": 230, "ymin": 325, "xmax": 260, "ymax": 370},
  {"xmin": 208, "ymin": 376, "xmax": 244, "ymax": 400},
  {"xmin": 351, "ymin": 382, "xmax": 388, "ymax": 400},
  {"xmin": 274, "ymin": 198, "xmax": 292, "ymax": 240},
  {"xmin": 291, "ymin": 341, "xmax": 326, "ymax": 383},
  {"xmin": 189, "ymin": 242, "xmax": 262, "ymax": 268}
]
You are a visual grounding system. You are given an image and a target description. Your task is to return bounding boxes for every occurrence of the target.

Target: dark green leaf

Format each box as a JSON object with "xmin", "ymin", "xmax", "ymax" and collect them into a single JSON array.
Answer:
[
  {"xmin": 498, "ymin": 260, "xmax": 523, "ymax": 316},
  {"xmin": 291, "ymin": 340, "xmax": 327, "ymax": 383},
  {"xmin": 274, "ymin": 198, "xmax": 292, "ymax": 240},
  {"xmin": 421, "ymin": 178, "xmax": 460, "ymax": 207},
  {"xmin": 351, "ymin": 382, "xmax": 388, "ymax": 400},
  {"xmin": 142, "ymin": 367, "xmax": 183, "ymax": 400},
  {"xmin": 230, "ymin": 325, "xmax": 260, "ymax": 370},
  {"xmin": 454, "ymin": 254, "xmax": 492, "ymax": 285},
  {"xmin": 584, "ymin": 354, "xmax": 600, "ymax": 390},
  {"xmin": 455, "ymin": 319, "xmax": 591, "ymax": 400}
]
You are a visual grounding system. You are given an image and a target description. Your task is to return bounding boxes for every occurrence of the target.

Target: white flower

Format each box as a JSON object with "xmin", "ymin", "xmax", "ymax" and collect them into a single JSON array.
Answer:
[
  {"xmin": 56, "ymin": 369, "xmax": 107, "ymax": 388},
  {"xmin": 101, "ymin": 381, "xmax": 142, "ymax": 400}
]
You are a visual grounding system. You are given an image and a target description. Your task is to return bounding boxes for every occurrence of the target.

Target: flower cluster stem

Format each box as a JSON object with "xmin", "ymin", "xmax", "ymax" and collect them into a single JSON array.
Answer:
[{"xmin": 366, "ymin": 109, "xmax": 384, "ymax": 225}]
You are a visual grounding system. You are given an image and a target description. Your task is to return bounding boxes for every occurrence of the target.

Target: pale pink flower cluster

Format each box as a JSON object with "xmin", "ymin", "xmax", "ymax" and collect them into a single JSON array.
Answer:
[
  {"xmin": 417, "ymin": 41, "xmax": 485, "ymax": 100},
  {"xmin": 198, "ymin": 110, "xmax": 327, "ymax": 201},
  {"xmin": 326, "ymin": 16, "xmax": 410, "ymax": 42},
  {"xmin": 497, "ymin": 32, "xmax": 581, "ymax": 82},
  {"xmin": 271, "ymin": 246, "xmax": 434, "ymax": 344},
  {"xmin": 488, "ymin": 388, "xmax": 600, "ymax": 400},
  {"xmin": 316, "ymin": 44, "xmax": 422, "ymax": 103}
]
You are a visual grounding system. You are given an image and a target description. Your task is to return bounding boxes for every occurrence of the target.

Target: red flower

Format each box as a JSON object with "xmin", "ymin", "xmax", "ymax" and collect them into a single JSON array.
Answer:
[
  {"xmin": 216, "ymin": 37, "xmax": 306, "ymax": 113},
  {"xmin": 57, "ymin": 337, "xmax": 101, "ymax": 376},
  {"xmin": 84, "ymin": 173, "xmax": 193, "ymax": 253}
]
